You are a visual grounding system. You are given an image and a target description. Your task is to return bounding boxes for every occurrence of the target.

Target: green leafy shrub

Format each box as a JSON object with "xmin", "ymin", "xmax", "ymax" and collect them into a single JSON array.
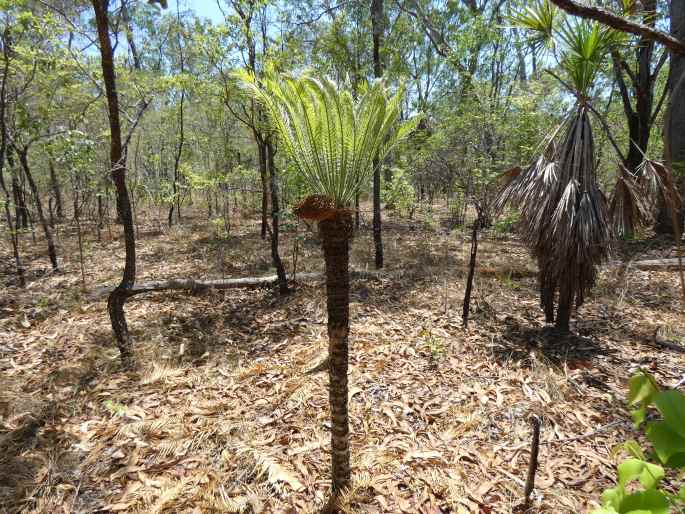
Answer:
[
  {"xmin": 493, "ymin": 210, "xmax": 520, "ymax": 236},
  {"xmin": 382, "ymin": 167, "xmax": 416, "ymax": 218},
  {"xmin": 591, "ymin": 371, "xmax": 685, "ymax": 513}
]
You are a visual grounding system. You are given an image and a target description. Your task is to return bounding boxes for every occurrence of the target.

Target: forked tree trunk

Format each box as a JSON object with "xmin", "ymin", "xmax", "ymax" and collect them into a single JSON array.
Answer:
[
  {"xmin": 266, "ymin": 139, "xmax": 288, "ymax": 294},
  {"xmin": 16, "ymin": 146, "xmax": 58, "ymax": 271},
  {"xmin": 93, "ymin": 0, "xmax": 137, "ymax": 369},
  {"xmin": 320, "ymin": 213, "xmax": 352, "ymax": 494}
]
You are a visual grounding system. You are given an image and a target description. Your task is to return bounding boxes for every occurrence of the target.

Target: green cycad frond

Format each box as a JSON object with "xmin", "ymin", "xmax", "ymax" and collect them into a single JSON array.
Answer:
[{"xmin": 235, "ymin": 71, "xmax": 420, "ymax": 208}]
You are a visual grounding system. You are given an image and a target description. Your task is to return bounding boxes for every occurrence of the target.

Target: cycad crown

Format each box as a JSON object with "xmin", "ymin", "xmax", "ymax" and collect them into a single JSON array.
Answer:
[{"xmin": 234, "ymin": 71, "xmax": 420, "ymax": 209}]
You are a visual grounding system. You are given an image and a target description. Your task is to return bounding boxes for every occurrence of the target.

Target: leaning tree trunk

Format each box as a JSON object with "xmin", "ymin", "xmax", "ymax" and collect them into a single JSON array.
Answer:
[
  {"xmin": 320, "ymin": 213, "xmax": 353, "ymax": 494},
  {"xmin": 16, "ymin": 147, "xmax": 58, "ymax": 271},
  {"xmin": 93, "ymin": 0, "xmax": 137, "ymax": 369},
  {"xmin": 462, "ymin": 213, "xmax": 480, "ymax": 328},
  {"xmin": 266, "ymin": 139, "xmax": 288, "ymax": 294}
]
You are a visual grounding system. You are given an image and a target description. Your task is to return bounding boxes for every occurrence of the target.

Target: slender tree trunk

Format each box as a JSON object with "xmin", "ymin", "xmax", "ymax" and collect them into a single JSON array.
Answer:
[
  {"xmin": 93, "ymin": 0, "xmax": 137, "ymax": 369},
  {"xmin": 0, "ymin": 50, "xmax": 24, "ymax": 287},
  {"xmin": 49, "ymin": 159, "xmax": 63, "ymax": 221},
  {"xmin": 462, "ymin": 213, "xmax": 480, "ymax": 328},
  {"xmin": 257, "ymin": 134, "xmax": 269, "ymax": 239},
  {"xmin": 16, "ymin": 147, "xmax": 58, "ymax": 270},
  {"xmin": 168, "ymin": 8, "xmax": 185, "ymax": 227},
  {"xmin": 12, "ymin": 169, "xmax": 28, "ymax": 229},
  {"xmin": 320, "ymin": 213, "xmax": 352, "ymax": 494},
  {"xmin": 266, "ymin": 139, "xmax": 288, "ymax": 294},
  {"xmin": 372, "ymin": 157, "xmax": 383, "ymax": 268},
  {"xmin": 74, "ymin": 191, "xmax": 86, "ymax": 288},
  {"xmin": 371, "ymin": 0, "xmax": 384, "ymax": 269}
]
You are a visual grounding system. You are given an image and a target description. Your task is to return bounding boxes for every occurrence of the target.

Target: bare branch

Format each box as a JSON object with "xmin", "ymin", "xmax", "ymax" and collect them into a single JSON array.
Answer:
[{"xmin": 549, "ymin": 0, "xmax": 685, "ymax": 55}]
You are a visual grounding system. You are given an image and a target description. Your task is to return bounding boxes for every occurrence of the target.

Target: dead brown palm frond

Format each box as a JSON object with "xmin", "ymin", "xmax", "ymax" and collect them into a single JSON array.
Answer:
[
  {"xmin": 639, "ymin": 159, "xmax": 685, "ymax": 302},
  {"xmin": 638, "ymin": 159, "xmax": 683, "ymax": 224},
  {"xmin": 609, "ymin": 164, "xmax": 648, "ymax": 238},
  {"xmin": 497, "ymin": 105, "xmax": 611, "ymax": 332}
]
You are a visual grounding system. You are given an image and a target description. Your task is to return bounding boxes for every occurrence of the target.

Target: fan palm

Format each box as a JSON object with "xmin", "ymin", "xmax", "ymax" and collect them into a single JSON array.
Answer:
[
  {"xmin": 501, "ymin": 2, "xmax": 617, "ymax": 333},
  {"xmin": 236, "ymin": 71, "xmax": 418, "ymax": 494}
]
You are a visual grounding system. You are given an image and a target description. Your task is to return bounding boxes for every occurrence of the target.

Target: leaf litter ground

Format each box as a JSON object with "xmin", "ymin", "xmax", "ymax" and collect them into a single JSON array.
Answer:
[{"xmin": 0, "ymin": 209, "xmax": 683, "ymax": 513}]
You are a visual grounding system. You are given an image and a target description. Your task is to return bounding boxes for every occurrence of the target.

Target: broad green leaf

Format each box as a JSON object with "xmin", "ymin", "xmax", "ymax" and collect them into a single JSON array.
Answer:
[
  {"xmin": 617, "ymin": 459, "xmax": 664, "ymax": 489},
  {"xmin": 645, "ymin": 421, "xmax": 685, "ymax": 466},
  {"xmin": 601, "ymin": 486, "xmax": 624, "ymax": 509},
  {"xmin": 618, "ymin": 489, "xmax": 669, "ymax": 514},
  {"xmin": 653, "ymin": 390, "xmax": 685, "ymax": 438},
  {"xmin": 629, "ymin": 372, "xmax": 659, "ymax": 406}
]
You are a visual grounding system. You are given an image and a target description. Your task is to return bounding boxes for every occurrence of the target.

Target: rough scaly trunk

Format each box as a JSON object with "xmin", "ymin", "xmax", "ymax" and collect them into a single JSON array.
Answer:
[{"xmin": 320, "ymin": 213, "xmax": 352, "ymax": 494}]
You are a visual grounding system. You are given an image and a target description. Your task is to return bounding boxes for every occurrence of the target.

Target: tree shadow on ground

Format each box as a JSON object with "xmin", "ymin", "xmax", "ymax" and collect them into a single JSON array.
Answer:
[
  {"xmin": 491, "ymin": 317, "xmax": 614, "ymax": 369},
  {"xmin": 149, "ymin": 286, "xmax": 311, "ymax": 364}
]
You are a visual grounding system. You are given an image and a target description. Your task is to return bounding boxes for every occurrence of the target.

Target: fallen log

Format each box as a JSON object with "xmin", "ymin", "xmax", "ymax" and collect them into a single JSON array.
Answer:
[
  {"xmin": 93, "ymin": 270, "xmax": 385, "ymax": 299},
  {"xmin": 623, "ymin": 258, "xmax": 684, "ymax": 272},
  {"xmin": 93, "ymin": 258, "xmax": 683, "ymax": 300}
]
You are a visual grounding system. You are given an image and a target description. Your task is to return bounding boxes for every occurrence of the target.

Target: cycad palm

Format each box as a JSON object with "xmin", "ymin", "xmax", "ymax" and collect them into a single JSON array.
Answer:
[{"xmin": 237, "ymin": 71, "xmax": 418, "ymax": 494}]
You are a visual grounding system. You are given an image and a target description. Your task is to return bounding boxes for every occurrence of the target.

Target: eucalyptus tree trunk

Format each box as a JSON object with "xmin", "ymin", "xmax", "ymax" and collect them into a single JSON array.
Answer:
[
  {"xmin": 320, "ymin": 213, "xmax": 352, "ymax": 494},
  {"xmin": 168, "ymin": 5, "xmax": 185, "ymax": 227},
  {"xmin": 266, "ymin": 139, "xmax": 288, "ymax": 294},
  {"xmin": 371, "ymin": 0, "xmax": 384, "ymax": 269},
  {"xmin": 11, "ymin": 167, "xmax": 29, "ymax": 229},
  {"xmin": 93, "ymin": 0, "xmax": 137, "ymax": 369},
  {"xmin": 16, "ymin": 146, "xmax": 58, "ymax": 271},
  {"xmin": 257, "ymin": 134, "xmax": 269, "ymax": 240},
  {"xmin": 48, "ymin": 159, "xmax": 63, "ymax": 221}
]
